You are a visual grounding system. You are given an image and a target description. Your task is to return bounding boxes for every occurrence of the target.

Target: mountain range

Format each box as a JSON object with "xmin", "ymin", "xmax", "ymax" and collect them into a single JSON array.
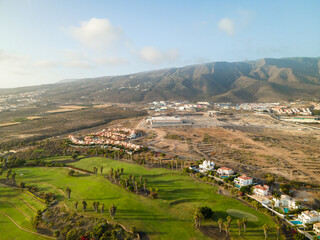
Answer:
[{"xmin": 2, "ymin": 57, "xmax": 320, "ymax": 103}]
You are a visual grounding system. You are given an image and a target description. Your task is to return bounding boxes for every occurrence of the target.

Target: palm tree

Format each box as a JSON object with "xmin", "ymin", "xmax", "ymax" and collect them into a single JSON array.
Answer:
[
  {"xmin": 224, "ymin": 222, "xmax": 229, "ymax": 237},
  {"xmin": 101, "ymin": 204, "xmax": 104, "ymax": 214},
  {"xmin": 74, "ymin": 201, "xmax": 78, "ymax": 210},
  {"xmin": 143, "ymin": 180, "xmax": 147, "ymax": 192},
  {"xmin": 236, "ymin": 219, "xmax": 242, "ymax": 235},
  {"xmin": 242, "ymin": 218, "xmax": 247, "ymax": 233},
  {"xmin": 6, "ymin": 170, "xmax": 11, "ymax": 181},
  {"xmin": 227, "ymin": 216, "xmax": 232, "ymax": 228},
  {"xmin": 134, "ymin": 182, "xmax": 138, "ymax": 193},
  {"xmin": 82, "ymin": 200, "xmax": 87, "ymax": 211},
  {"xmin": 193, "ymin": 210, "xmax": 203, "ymax": 228},
  {"xmin": 96, "ymin": 202, "xmax": 99, "ymax": 213},
  {"xmin": 109, "ymin": 203, "xmax": 117, "ymax": 220},
  {"xmin": 218, "ymin": 218, "xmax": 223, "ymax": 232},
  {"xmin": 263, "ymin": 224, "xmax": 270, "ymax": 240},
  {"xmin": 276, "ymin": 224, "xmax": 281, "ymax": 240},
  {"xmin": 66, "ymin": 187, "xmax": 71, "ymax": 199},
  {"xmin": 11, "ymin": 172, "xmax": 16, "ymax": 183}
]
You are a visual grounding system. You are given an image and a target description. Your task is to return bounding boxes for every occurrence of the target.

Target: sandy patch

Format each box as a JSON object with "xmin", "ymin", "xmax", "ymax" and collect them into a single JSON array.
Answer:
[
  {"xmin": 92, "ymin": 104, "xmax": 112, "ymax": 108},
  {"xmin": 26, "ymin": 116, "xmax": 42, "ymax": 120},
  {"xmin": 46, "ymin": 105, "xmax": 87, "ymax": 114},
  {"xmin": 0, "ymin": 122, "xmax": 21, "ymax": 127}
]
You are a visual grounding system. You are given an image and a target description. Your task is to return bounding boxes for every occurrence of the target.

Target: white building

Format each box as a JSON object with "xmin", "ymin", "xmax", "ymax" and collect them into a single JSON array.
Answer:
[
  {"xmin": 147, "ymin": 116, "xmax": 183, "ymax": 126},
  {"xmin": 234, "ymin": 175, "xmax": 253, "ymax": 187},
  {"xmin": 199, "ymin": 160, "xmax": 215, "ymax": 173},
  {"xmin": 273, "ymin": 195, "xmax": 299, "ymax": 209},
  {"xmin": 313, "ymin": 222, "xmax": 320, "ymax": 235},
  {"xmin": 298, "ymin": 210, "xmax": 320, "ymax": 224},
  {"xmin": 253, "ymin": 185, "xmax": 270, "ymax": 196},
  {"xmin": 217, "ymin": 167, "xmax": 234, "ymax": 176}
]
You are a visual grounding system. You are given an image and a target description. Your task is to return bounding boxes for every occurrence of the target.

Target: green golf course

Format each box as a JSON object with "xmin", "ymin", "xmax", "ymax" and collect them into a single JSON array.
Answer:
[{"xmin": 1, "ymin": 156, "xmax": 279, "ymax": 239}]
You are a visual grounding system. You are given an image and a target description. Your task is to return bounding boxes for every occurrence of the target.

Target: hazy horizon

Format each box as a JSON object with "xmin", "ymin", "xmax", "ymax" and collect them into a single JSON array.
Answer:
[{"xmin": 1, "ymin": 0, "xmax": 320, "ymax": 88}]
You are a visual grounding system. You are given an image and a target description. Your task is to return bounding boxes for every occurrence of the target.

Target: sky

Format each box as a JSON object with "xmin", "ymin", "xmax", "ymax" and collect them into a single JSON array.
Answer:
[{"xmin": 0, "ymin": 0, "xmax": 319, "ymax": 88}]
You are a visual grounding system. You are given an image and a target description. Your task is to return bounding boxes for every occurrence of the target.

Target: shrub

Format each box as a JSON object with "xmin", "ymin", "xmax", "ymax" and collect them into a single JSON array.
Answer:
[{"xmin": 198, "ymin": 206, "xmax": 214, "ymax": 219}]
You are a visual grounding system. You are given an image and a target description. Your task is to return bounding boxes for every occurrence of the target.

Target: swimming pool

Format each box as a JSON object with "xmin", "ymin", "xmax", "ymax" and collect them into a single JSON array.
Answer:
[
  {"xmin": 283, "ymin": 208, "xmax": 289, "ymax": 213},
  {"xmin": 290, "ymin": 220, "xmax": 303, "ymax": 225}
]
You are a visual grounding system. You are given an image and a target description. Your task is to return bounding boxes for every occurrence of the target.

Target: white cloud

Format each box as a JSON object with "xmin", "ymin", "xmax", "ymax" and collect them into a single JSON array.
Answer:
[
  {"xmin": 69, "ymin": 18, "xmax": 124, "ymax": 51},
  {"xmin": 63, "ymin": 50, "xmax": 93, "ymax": 68},
  {"xmin": 0, "ymin": 49, "xmax": 58, "ymax": 88},
  {"xmin": 94, "ymin": 56, "xmax": 129, "ymax": 65},
  {"xmin": 218, "ymin": 17, "xmax": 235, "ymax": 36},
  {"xmin": 34, "ymin": 60, "xmax": 56, "ymax": 68},
  {"xmin": 138, "ymin": 46, "xmax": 179, "ymax": 64}
]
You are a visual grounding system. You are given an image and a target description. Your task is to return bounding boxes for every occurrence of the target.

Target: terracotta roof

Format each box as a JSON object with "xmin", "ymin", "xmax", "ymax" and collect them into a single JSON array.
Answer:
[
  {"xmin": 238, "ymin": 175, "xmax": 252, "ymax": 180},
  {"xmin": 219, "ymin": 167, "xmax": 232, "ymax": 171},
  {"xmin": 254, "ymin": 185, "xmax": 268, "ymax": 191}
]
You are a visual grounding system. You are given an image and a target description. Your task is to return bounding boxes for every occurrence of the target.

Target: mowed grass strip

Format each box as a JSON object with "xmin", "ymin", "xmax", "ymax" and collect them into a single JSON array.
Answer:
[
  {"xmin": 0, "ymin": 213, "xmax": 47, "ymax": 240},
  {"xmin": 10, "ymin": 157, "xmax": 277, "ymax": 240},
  {"xmin": 0, "ymin": 186, "xmax": 34, "ymax": 230}
]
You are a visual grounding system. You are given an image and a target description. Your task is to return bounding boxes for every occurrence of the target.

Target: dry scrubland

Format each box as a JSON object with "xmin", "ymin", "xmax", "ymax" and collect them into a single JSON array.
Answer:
[
  {"xmin": 0, "ymin": 106, "xmax": 147, "ymax": 145},
  {"xmin": 137, "ymin": 112, "xmax": 320, "ymax": 206}
]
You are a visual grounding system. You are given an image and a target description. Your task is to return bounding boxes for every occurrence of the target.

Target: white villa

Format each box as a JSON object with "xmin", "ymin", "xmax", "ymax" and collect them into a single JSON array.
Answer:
[
  {"xmin": 313, "ymin": 222, "xmax": 320, "ymax": 235},
  {"xmin": 199, "ymin": 160, "xmax": 215, "ymax": 173},
  {"xmin": 217, "ymin": 167, "xmax": 234, "ymax": 176},
  {"xmin": 234, "ymin": 175, "xmax": 253, "ymax": 187},
  {"xmin": 298, "ymin": 210, "xmax": 320, "ymax": 224},
  {"xmin": 253, "ymin": 185, "xmax": 270, "ymax": 196},
  {"xmin": 273, "ymin": 195, "xmax": 299, "ymax": 209}
]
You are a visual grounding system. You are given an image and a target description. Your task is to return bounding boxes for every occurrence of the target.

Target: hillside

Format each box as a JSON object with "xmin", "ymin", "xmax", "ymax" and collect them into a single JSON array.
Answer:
[{"xmin": 1, "ymin": 57, "xmax": 320, "ymax": 103}]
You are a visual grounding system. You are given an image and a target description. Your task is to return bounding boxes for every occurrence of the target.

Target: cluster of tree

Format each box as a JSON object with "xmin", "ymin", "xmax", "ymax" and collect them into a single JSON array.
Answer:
[
  {"xmin": 193, "ymin": 206, "xmax": 214, "ymax": 228},
  {"xmin": 107, "ymin": 168, "xmax": 158, "ymax": 199},
  {"xmin": 73, "ymin": 199, "xmax": 116, "ymax": 219},
  {"xmin": 279, "ymin": 183, "xmax": 292, "ymax": 196},
  {"xmin": 8, "ymin": 139, "xmax": 69, "ymax": 162},
  {"xmin": 44, "ymin": 207, "xmax": 134, "ymax": 240},
  {"xmin": 32, "ymin": 210, "xmax": 43, "ymax": 228},
  {"xmin": 240, "ymin": 185, "xmax": 253, "ymax": 195},
  {"xmin": 25, "ymin": 159, "xmax": 65, "ymax": 167},
  {"xmin": 1, "ymin": 168, "xmax": 17, "ymax": 183}
]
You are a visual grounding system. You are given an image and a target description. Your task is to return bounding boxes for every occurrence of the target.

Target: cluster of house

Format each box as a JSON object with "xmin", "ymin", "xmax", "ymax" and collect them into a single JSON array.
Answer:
[
  {"xmin": 88, "ymin": 128, "xmax": 138, "ymax": 141},
  {"xmin": 195, "ymin": 160, "xmax": 320, "ymax": 236},
  {"xmin": 271, "ymin": 107, "xmax": 312, "ymax": 115},
  {"xmin": 68, "ymin": 128, "xmax": 142, "ymax": 151},
  {"xmin": 148, "ymin": 101, "xmax": 211, "ymax": 112}
]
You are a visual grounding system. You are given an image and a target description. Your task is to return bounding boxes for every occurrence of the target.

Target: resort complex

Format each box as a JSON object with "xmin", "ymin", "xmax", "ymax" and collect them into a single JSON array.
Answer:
[{"xmin": 69, "ymin": 128, "xmax": 142, "ymax": 151}]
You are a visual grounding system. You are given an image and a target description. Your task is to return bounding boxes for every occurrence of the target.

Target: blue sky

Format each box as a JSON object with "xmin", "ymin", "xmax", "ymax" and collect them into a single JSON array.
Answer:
[{"xmin": 0, "ymin": 0, "xmax": 319, "ymax": 88}]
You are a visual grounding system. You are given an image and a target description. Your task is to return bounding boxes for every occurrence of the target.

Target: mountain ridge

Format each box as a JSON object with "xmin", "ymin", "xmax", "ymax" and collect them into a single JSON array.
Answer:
[{"xmin": 1, "ymin": 57, "xmax": 320, "ymax": 103}]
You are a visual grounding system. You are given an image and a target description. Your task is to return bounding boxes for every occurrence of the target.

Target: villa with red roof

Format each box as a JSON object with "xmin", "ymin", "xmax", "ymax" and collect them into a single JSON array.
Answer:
[
  {"xmin": 234, "ymin": 175, "xmax": 253, "ymax": 187},
  {"xmin": 217, "ymin": 167, "xmax": 234, "ymax": 176},
  {"xmin": 253, "ymin": 184, "xmax": 270, "ymax": 196}
]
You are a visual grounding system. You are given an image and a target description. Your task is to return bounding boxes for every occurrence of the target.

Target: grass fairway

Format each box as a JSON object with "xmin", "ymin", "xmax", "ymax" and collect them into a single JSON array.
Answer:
[
  {"xmin": 0, "ymin": 185, "xmax": 48, "ymax": 240},
  {"xmin": 9, "ymin": 157, "xmax": 277, "ymax": 240}
]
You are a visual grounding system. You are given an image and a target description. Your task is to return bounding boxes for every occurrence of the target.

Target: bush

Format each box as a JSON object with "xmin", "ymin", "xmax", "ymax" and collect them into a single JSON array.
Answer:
[
  {"xmin": 68, "ymin": 170, "xmax": 75, "ymax": 176},
  {"xmin": 198, "ymin": 206, "xmax": 214, "ymax": 219}
]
